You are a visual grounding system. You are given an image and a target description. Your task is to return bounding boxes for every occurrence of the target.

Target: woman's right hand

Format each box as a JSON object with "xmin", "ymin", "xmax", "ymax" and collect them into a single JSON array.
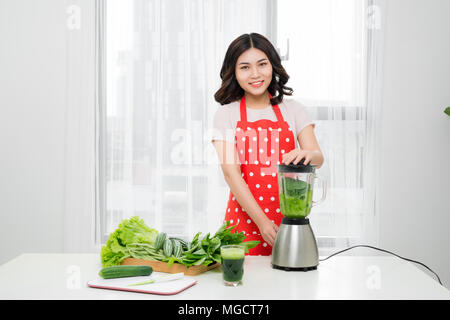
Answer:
[{"xmin": 257, "ymin": 218, "xmax": 279, "ymax": 247}]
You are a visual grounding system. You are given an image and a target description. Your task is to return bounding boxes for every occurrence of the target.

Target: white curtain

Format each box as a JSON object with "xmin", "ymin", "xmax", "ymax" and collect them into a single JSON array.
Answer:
[
  {"xmin": 103, "ymin": 0, "xmax": 271, "ymax": 241},
  {"xmin": 62, "ymin": 0, "xmax": 99, "ymax": 253},
  {"xmin": 102, "ymin": 0, "xmax": 386, "ymax": 253},
  {"xmin": 276, "ymin": 0, "xmax": 386, "ymax": 253},
  {"xmin": 362, "ymin": 0, "xmax": 386, "ymax": 247}
]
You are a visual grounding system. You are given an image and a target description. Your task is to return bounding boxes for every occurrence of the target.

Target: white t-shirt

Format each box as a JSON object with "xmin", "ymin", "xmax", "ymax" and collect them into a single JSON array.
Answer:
[{"xmin": 211, "ymin": 98, "xmax": 315, "ymax": 149}]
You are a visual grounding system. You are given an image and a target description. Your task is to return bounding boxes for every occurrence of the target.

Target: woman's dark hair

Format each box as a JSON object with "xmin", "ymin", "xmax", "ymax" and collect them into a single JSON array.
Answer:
[{"xmin": 214, "ymin": 33, "xmax": 293, "ymax": 106}]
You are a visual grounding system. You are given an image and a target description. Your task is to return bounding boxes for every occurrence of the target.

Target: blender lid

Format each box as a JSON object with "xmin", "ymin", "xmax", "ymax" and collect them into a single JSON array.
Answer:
[{"xmin": 277, "ymin": 160, "xmax": 316, "ymax": 173}]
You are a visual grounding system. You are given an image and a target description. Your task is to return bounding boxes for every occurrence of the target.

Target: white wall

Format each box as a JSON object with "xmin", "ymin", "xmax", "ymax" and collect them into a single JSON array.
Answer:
[
  {"xmin": 378, "ymin": 0, "xmax": 450, "ymax": 288},
  {"xmin": 0, "ymin": 0, "xmax": 449, "ymax": 290},
  {"xmin": 0, "ymin": 0, "xmax": 97, "ymax": 264},
  {"xmin": 0, "ymin": 1, "xmax": 66, "ymax": 260}
]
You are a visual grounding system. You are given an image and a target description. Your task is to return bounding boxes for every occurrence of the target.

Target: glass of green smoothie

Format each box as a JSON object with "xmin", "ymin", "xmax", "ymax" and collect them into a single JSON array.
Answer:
[{"xmin": 220, "ymin": 245, "xmax": 245, "ymax": 286}]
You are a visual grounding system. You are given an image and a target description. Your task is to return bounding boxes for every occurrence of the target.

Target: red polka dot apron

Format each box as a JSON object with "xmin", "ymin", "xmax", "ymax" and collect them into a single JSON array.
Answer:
[{"xmin": 224, "ymin": 94, "xmax": 296, "ymax": 255}]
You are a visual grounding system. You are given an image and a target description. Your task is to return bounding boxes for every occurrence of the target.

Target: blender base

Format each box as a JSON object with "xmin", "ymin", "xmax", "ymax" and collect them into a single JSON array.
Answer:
[{"xmin": 271, "ymin": 264, "xmax": 318, "ymax": 272}]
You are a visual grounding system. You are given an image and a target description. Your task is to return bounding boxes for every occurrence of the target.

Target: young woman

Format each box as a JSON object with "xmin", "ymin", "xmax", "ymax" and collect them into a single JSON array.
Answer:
[{"xmin": 211, "ymin": 33, "xmax": 324, "ymax": 256}]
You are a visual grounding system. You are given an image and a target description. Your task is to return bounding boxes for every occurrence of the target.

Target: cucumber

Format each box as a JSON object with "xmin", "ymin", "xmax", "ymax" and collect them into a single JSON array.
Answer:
[
  {"xmin": 163, "ymin": 238, "xmax": 173, "ymax": 257},
  {"xmin": 155, "ymin": 232, "xmax": 167, "ymax": 250},
  {"xmin": 172, "ymin": 239, "xmax": 182, "ymax": 258},
  {"xmin": 99, "ymin": 265, "xmax": 153, "ymax": 279},
  {"xmin": 169, "ymin": 237, "xmax": 188, "ymax": 250}
]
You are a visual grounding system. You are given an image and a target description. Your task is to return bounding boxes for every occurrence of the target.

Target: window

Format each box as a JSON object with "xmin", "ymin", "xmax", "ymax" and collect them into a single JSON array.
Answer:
[
  {"xmin": 99, "ymin": 0, "xmax": 378, "ymax": 254},
  {"xmin": 101, "ymin": 0, "xmax": 270, "ymax": 242},
  {"xmin": 276, "ymin": 0, "xmax": 370, "ymax": 251}
]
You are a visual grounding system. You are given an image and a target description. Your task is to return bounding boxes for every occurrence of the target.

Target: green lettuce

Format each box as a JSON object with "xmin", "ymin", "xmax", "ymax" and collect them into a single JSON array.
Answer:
[{"xmin": 100, "ymin": 216, "xmax": 158, "ymax": 267}]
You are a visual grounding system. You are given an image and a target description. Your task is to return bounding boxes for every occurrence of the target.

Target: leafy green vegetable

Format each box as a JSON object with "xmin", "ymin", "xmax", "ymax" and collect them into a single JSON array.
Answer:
[
  {"xmin": 100, "ymin": 216, "xmax": 158, "ymax": 267},
  {"xmin": 100, "ymin": 217, "xmax": 259, "ymax": 269},
  {"xmin": 164, "ymin": 220, "xmax": 259, "ymax": 268},
  {"xmin": 282, "ymin": 177, "xmax": 308, "ymax": 197},
  {"xmin": 445, "ymin": 107, "xmax": 450, "ymax": 116}
]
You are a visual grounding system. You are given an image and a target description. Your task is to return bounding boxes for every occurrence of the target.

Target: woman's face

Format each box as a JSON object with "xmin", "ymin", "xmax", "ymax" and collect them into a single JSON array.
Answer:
[{"xmin": 235, "ymin": 48, "xmax": 272, "ymax": 97}]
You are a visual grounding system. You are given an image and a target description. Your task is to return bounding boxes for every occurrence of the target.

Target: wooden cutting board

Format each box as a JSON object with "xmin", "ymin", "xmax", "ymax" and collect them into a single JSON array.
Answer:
[{"xmin": 121, "ymin": 258, "xmax": 220, "ymax": 276}]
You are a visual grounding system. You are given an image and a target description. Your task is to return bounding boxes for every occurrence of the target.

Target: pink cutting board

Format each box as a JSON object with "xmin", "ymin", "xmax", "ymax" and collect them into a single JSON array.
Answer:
[{"xmin": 87, "ymin": 275, "xmax": 197, "ymax": 295}]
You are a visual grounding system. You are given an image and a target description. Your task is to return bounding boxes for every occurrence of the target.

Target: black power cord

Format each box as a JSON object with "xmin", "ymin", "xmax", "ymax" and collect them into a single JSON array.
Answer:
[{"xmin": 319, "ymin": 244, "xmax": 443, "ymax": 286}]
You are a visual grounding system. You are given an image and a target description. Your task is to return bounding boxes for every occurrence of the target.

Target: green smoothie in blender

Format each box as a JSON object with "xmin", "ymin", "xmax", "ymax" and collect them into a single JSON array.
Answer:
[{"xmin": 279, "ymin": 177, "xmax": 313, "ymax": 218}]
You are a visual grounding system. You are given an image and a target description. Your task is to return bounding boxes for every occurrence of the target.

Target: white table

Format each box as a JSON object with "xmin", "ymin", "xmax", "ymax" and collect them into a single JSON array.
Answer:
[{"xmin": 0, "ymin": 254, "xmax": 448, "ymax": 300}]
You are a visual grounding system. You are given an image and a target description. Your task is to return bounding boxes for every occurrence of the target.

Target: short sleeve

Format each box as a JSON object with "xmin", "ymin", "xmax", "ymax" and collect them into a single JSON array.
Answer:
[
  {"xmin": 292, "ymin": 100, "xmax": 315, "ymax": 137},
  {"xmin": 210, "ymin": 106, "xmax": 235, "ymax": 143}
]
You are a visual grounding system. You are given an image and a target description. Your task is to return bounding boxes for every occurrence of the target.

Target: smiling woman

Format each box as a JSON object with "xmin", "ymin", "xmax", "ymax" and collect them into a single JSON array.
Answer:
[
  {"xmin": 214, "ymin": 33, "xmax": 293, "ymax": 107},
  {"xmin": 211, "ymin": 33, "xmax": 324, "ymax": 256},
  {"xmin": 235, "ymin": 50, "xmax": 273, "ymax": 109}
]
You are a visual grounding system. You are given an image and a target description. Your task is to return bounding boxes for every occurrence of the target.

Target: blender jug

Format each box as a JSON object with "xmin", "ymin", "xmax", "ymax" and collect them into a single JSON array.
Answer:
[{"xmin": 278, "ymin": 163, "xmax": 327, "ymax": 219}]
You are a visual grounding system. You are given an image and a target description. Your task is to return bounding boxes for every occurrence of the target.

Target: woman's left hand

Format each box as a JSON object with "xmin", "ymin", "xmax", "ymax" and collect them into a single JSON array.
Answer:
[{"xmin": 282, "ymin": 149, "xmax": 320, "ymax": 166}]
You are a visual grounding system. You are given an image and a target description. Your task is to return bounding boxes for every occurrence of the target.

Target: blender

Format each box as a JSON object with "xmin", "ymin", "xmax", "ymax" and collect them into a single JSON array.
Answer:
[{"xmin": 271, "ymin": 161, "xmax": 327, "ymax": 271}]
